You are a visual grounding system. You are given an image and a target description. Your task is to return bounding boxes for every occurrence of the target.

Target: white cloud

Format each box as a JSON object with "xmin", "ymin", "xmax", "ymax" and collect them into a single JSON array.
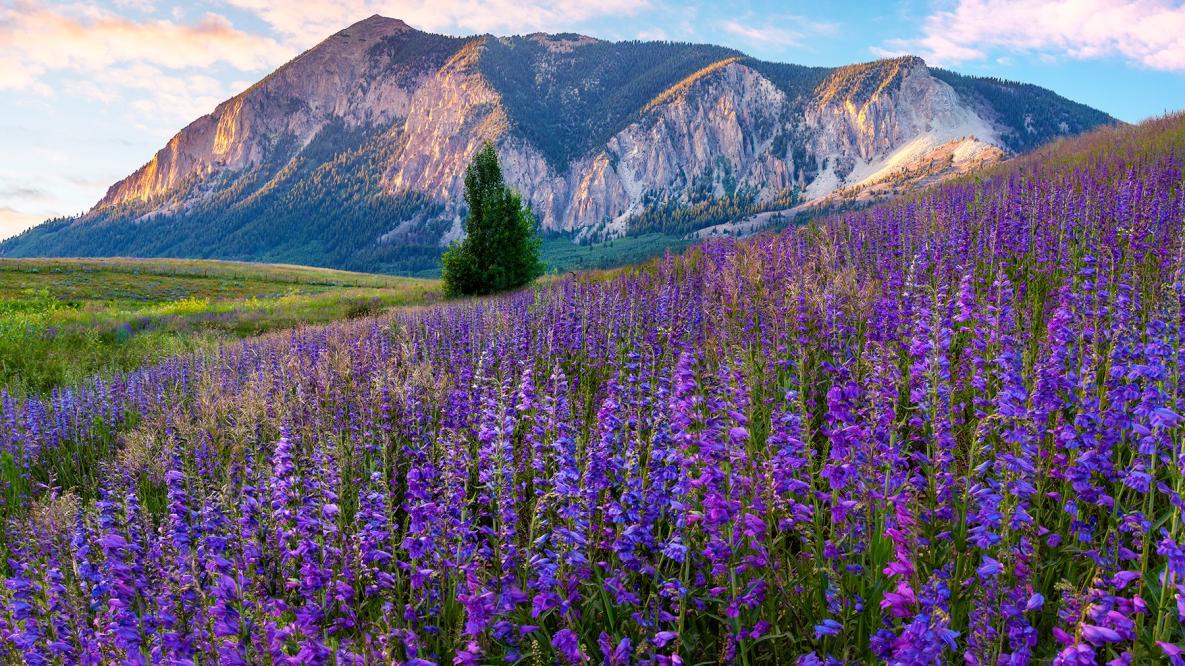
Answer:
[
  {"xmin": 721, "ymin": 16, "xmax": 838, "ymax": 48},
  {"xmin": 113, "ymin": 0, "xmax": 157, "ymax": 12},
  {"xmin": 0, "ymin": 172, "xmax": 92, "ymax": 232},
  {"xmin": 722, "ymin": 20, "xmax": 799, "ymax": 45},
  {"xmin": 84, "ymin": 63, "xmax": 231, "ymax": 123},
  {"xmin": 637, "ymin": 27, "xmax": 669, "ymax": 41},
  {"xmin": 224, "ymin": 0, "xmax": 650, "ymax": 47},
  {"xmin": 880, "ymin": 0, "xmax": 1185, "ymax": 71},
  {"xmin": 64, "ymin": 79, "xmax": 119, "ymax": 103},
  {"xmin": 0, "ymin": 184, "xmax": 52, "ymax": 203}
]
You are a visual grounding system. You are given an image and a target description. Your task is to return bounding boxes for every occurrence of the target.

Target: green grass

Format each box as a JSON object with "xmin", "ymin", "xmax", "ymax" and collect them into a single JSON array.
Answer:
[
  {"xmin": 0, "ymin": 257, "xmax": 440, "ymax": 395},
  {"xmin": 541, "ymin": 232, "xmax": 693, "ymax": 273}
]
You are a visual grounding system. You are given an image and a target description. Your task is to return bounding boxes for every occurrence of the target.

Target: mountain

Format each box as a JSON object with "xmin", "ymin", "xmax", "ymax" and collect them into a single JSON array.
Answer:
[{"xmin": 0, "ymin": 15, "xmax": 1116, "ymax": 273}]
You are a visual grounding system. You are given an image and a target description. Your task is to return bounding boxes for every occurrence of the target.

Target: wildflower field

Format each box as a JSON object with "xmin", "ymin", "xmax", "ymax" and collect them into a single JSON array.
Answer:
[{"xmin": 3, "ymin": 115, "xmax": 1185, "ymax": 664}]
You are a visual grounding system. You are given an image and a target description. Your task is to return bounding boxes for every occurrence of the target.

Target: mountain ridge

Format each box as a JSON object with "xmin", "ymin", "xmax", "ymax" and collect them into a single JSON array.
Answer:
[{"xmin": 1, "ymin": 15, "xmax": 1117, "ymax": 273}]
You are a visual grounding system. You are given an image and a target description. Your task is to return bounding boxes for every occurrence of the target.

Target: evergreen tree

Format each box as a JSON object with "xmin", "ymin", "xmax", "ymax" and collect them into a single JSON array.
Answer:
[{"xmin": 442, "ymin": 142, "xmax": 543, "ymax": 297}]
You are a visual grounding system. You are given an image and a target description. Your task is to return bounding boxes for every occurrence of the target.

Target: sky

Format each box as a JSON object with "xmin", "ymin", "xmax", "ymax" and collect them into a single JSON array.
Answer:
[{"xmin": 2, "ymin": 0, "xmax": 1185, "ymax": 240}]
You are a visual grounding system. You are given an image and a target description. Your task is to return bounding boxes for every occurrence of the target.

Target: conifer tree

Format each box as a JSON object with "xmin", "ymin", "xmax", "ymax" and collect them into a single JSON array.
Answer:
[{"xmin": 442, "ymin": 142, "xmax": 543, "ymax": 297}]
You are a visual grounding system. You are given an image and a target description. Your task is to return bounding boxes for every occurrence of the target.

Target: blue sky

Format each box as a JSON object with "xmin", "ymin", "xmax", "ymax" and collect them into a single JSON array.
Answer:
[{"xmin": 2, "ymin": 0, "xmax": 1184, "ymax": 239}]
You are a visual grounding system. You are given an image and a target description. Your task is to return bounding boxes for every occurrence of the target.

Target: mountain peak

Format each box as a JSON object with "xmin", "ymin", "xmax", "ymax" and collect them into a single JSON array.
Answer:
[
  {"xmin": 882, "ymin": 54, "xmax": 926, "ymax": 67},
  {"xmin": 337, "ymin": 14, "xmax": 413, "ymax": 39},
  {"xmin": 6, "ymin": 22, "xmax": 1115, "ymax": 272},
  {"xmin": 815, "ymin": 55, "xmax": 929, "ymax": 109},
  {"xmin": 525, "ymin": 31, "xmax": 601, "ymax": 49}
]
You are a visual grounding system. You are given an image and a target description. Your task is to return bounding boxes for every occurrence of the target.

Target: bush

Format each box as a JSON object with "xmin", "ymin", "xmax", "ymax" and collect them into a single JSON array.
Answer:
[{"xmin": 442, "ymin": 143, "xmax": 543, "ymax": 297}]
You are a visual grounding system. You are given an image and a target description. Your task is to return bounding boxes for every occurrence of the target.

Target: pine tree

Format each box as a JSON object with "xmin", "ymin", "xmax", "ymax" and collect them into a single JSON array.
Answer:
[{"xmin": 442, "ymin": 142, "xmax": 543, "ymax": 297}]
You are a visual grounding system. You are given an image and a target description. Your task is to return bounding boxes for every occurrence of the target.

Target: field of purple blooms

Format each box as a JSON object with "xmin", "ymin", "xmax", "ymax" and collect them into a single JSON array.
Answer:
[{"xmin": 3, "ymin": 115, "xmax": 1185, "ymax": 664}]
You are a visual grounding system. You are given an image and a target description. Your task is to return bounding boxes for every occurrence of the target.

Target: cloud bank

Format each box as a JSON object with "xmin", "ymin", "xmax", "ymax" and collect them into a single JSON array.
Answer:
[
  {"xmin": 0, "ymin": 2, "xmax": 287, "ymax": 92},
  {"xmin": 878, "ymin": 0, "xmax": 1185, "ymax": 71}
]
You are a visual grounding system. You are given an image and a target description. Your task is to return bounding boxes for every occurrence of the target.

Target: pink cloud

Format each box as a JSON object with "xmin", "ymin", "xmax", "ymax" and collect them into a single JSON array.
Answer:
[
  {"xmin": 879, "ymin": 0, "xmax": 1185, "ymax": 71},
  {"xmin": 0, "ymin": 1, "xmax": 295, "ymax": 129},
  {"xmin": 0, "ymin": 206, "xmax": 44, "ymax": 240},
  {"xmin": 0, "ymin": 1, "xmax": 289, "ymax": 91}
]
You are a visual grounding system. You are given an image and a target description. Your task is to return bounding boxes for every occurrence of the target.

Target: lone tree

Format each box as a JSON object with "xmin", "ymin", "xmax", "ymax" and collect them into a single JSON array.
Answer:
[{"xmin": 442, "ymin": 142, "xmax": 543, "ymax": 297}]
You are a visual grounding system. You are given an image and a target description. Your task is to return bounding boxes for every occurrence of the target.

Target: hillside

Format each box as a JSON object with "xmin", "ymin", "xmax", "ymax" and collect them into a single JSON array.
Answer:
[
  {"xmin": 0, "ymin": 15, "xmax": 1114, "ymax": 273},
  {"xmin": 0, "ymin": 257, "xmax": 438, "ymax": 393}
]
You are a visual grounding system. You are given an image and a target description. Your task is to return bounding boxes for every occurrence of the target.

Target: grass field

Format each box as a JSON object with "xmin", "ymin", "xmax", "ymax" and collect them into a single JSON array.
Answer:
[
  {"xmin": 541, "ymin": 232, "xmax": 694, "ymax": 273},
  {"xmin": 0, "ymin": 257, "xmax": 439, "ymax": 395}
]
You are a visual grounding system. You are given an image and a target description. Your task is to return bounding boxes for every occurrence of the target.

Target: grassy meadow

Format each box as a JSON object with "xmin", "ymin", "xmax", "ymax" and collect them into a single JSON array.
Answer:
[
  {"xmin": 0, "ymin": 257, "xmax": 439, "ymax": 395},
  {"xmin": 540, "ymin": 232, "xmax": 695, "ymax": 273}
]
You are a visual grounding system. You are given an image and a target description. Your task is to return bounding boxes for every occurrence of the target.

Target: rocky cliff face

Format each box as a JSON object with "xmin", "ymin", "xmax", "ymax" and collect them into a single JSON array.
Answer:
[
  {"xmin": 536, "ymin": 60, "xmax": 798, "ymax": 236},
  {"xmin": 97, "ymin": 16, "xmax": 452, "ymax": 210},
  {"xmin": 799, "ymin": 57, "xmax": 1005, "ymax": 201},
  {"xmin": 5, "ymin": 15, "xmax": 1114, "ymax": 272}
]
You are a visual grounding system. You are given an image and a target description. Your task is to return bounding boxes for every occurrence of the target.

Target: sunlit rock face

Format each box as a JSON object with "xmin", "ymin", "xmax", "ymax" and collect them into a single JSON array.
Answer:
[
  {"xmin": 98, "ymin": 15, "xmax": 422, "ymax": 208},
  {"xmin": 47, "ymin": 15, "xmax": 1110, "ymax": 266}
]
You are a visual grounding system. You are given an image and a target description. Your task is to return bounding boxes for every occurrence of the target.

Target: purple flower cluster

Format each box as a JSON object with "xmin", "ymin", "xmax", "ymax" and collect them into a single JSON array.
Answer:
[{"xmin": 3, "ymin": 117, "xmax": 1185, "ymax": 663}]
